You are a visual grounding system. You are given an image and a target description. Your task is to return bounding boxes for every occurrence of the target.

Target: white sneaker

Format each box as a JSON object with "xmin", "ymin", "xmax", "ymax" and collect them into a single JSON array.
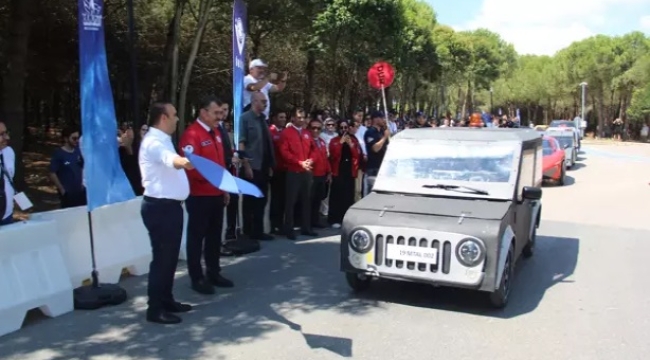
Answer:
[{"xmin": 332, "ymin": 223, "xmax": 341, "ymax": 229}]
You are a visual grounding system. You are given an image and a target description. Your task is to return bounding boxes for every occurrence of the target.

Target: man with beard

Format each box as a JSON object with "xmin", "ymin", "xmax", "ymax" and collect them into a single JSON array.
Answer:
[{"xmin": 49, "ymin": 127, "xmax": 86, "ymax": 208}]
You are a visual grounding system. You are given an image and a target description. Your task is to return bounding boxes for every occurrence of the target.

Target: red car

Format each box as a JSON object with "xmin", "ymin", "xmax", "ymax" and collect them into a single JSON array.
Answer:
[{"xmin": 542, "ymin": 135, "xmax": 566, "ymax": 185}]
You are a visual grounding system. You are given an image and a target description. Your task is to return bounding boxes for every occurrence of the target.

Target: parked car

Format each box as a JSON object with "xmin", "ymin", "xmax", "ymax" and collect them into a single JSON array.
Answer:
[
  {"xmin": 542, "ymin": 136, "xmax": 566, "ymax": 185},
  {"xmin": 340, "ymin": 127, "xmax": 543, "ymax": 309},
  {"xmin": 549, "ymin": 120, "xmax": 581, "ymax": 149},
  {"xmin": 545, "ymin": 128, "xmax": 576, "ymax": 168}
]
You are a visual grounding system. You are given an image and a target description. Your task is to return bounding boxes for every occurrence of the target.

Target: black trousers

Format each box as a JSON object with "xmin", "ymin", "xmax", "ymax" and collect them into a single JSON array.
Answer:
[
  {"xmin": 311, "ymin": 175, "xmax": 327, "ymax": 226},
  {"xmin": 60, "ymin": 190, "xmax": 87, "ymax": 208},
  {"xmin": 185, "ymin": 195, "xmax": 224, "ymax": 282},
  {"xmin": 269, "ymin": 170, "xmax": 286, "ymax": 232},
  {"xmin": 141, "ymin": 197, "xmax": 183, "ymax": 312},
  {"xmin": 328, "ymin": 175, "xmax": 356, "ymax": 224},
  {"xmin": 225, "ymin": 194, "xmax": 238, "ymax": 237},
  {"xmin": 243, "ymin": 169, "xmax": 269, "ymax": 238},
  {"xmin": 284, "ymin": 171, "xmax": 312, "ymax": 233}
]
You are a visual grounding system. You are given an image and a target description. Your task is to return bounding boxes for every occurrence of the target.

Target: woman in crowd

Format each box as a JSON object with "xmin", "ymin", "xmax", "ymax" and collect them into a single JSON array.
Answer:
[{"xmin": 327, "ymin": 119, "xmax": 364, "ymax": 228}]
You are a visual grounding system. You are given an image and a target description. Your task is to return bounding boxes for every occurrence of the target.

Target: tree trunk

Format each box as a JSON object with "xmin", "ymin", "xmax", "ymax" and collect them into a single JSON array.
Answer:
[
  {"xmin": 170, "ymin": 0, "xmax": 185, "ymax": 106},
  {"xmin": 178, "ymin": 0, "xmax": 213, "ymax": 131},
  {"xmin": 1, "ymin": 0, "xmax": 34, "ymax": 188},
  {"xmin": 303, "ymin": 49, "xmax": 316, "ymax": 110}
]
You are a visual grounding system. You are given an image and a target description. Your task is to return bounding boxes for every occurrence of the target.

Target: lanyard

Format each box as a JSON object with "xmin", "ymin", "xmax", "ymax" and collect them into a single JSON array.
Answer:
[{"xmin": 0, "ymin": 153, "xmax": 15, "ymax": 191}]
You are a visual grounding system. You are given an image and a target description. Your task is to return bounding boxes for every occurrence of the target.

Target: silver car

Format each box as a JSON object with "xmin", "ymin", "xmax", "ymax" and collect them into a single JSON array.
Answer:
[{"xmin": 545, "ymin": 128, "xmax": 576, "ymax": 168}]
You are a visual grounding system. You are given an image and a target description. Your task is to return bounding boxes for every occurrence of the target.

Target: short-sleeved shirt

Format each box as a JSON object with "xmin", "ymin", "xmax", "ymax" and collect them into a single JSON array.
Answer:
[
  {"xmin": 49, "ymin": 147, "xmax": 85, "ymax": 194},
  {"xmin": 139, "ymin": 127, "xmax": 190, "ymax": 201},
  {"xmin": 243, "ymin": 74, "xmax": 273, "ymax": 119},
  {"xmin": 364, "ymin": 126, "xmax": 388, "ymax": 171}
]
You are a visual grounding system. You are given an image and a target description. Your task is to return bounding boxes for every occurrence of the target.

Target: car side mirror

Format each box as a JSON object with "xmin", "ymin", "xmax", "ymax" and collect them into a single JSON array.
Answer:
[{"xmin": 522, "ymin": 186, "xmax": 542, "ymax": 200}]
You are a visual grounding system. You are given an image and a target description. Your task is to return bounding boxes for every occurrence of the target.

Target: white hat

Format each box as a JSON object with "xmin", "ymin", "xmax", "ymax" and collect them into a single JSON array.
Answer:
[{"xmin": 249, "ymin": 59, "xmax": 268, "ymax": 69}]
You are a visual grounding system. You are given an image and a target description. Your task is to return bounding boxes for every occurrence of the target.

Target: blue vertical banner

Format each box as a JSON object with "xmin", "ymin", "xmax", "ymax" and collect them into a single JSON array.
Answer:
[
  {"xmin": 232, "ymin": 0, "xmax": 247, "ymax": 149},
  {"xmin": 78, "ymin": 0, "xmax": 135, "ymax": 211}
]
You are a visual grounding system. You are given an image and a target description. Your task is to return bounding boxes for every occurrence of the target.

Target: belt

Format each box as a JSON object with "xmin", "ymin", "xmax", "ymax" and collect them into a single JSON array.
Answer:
[{"xmin": 143, "ymin": 196, "xmax": 184, "ymax": 205}]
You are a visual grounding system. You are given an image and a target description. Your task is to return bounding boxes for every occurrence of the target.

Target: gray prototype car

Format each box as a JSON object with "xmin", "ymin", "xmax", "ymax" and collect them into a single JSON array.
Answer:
[{"xmin": 340, "ymin": 128, "xmax": 544, "ymax": 308}]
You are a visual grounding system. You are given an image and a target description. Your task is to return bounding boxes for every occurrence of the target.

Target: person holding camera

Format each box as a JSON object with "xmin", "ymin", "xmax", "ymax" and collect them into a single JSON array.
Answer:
[
  {"xmin": 327, "ymin": 119, "xmax": 363, "ymax": 228},
  {"xmin": 243, "ymin": 59, "xmax": 288, "ymax": 121}
]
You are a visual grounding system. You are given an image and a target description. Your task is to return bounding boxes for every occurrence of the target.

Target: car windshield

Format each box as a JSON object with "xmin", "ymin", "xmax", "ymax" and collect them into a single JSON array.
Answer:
[
  {"xmin": 550, "ymin": 121, "xmax": 576, "ymax": 128},
  {"xmin": 377, "ymin": 141, "xmax": 517, "ymax": 184},
  {"xmin": 542, "ymin": 139, "xmax": 554, "ymax": 155},
  {"xmin": 555, "ymin": 136, "xmax": 574, "ymax": 149}
]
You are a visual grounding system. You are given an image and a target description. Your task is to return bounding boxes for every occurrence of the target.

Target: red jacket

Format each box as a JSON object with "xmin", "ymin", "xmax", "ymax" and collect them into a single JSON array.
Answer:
[
  {"xmin": 311, "ymin": 137, "xmax": 331, "ymax": 177},
  {"xmin": 179, "ymin": 120, "xmax": 226, "ymax": 196},
  {"xmin": 329, "ymin": 135, "xmax": 363, "ymax": 178},
  {"xmin": 269, "ymin": 124, "xmax": 286, "ymax": 171},
  {"xmin": 279, "ymin": 125, "xmax": 314, "ymax": 173}
]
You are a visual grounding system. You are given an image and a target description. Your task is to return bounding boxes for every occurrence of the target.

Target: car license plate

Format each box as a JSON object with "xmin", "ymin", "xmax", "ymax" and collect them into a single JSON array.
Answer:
[{"xmin": 386, "ymin": 244, "xmax": 438, "ymax": 265}]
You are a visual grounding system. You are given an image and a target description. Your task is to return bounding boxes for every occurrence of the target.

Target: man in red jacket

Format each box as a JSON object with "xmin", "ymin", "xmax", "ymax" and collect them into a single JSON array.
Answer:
[
  {"xmin": 269, "ymin": 110, "xmax": 287, "ymax": 234},
  {"xmin": 179, "ymin": 96, "xmax": 233, "ymax": 296},
  {"xmin": 308, "ymin": 119, "xmax": 331, "ymax": 228},
  {"xmin": 279, "ymin": 107, "xmax": 318, "ymax": 240}
]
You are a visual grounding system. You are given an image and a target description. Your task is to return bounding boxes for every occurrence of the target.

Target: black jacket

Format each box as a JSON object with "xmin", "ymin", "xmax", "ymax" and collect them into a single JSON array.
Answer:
[{"xmin": 217, "ymin": 123, "xmax": 234, "ymax": 167}]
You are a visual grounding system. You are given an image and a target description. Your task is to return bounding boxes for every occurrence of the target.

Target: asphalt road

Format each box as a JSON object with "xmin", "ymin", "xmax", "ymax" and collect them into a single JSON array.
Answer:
[{"xmin": 1, "ymin": 141, "xmax": 650, "ymax": 360}]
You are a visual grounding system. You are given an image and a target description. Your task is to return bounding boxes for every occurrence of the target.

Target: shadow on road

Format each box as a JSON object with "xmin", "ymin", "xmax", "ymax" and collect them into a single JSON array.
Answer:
[
  {"xmin": 0, "ymin": 235, "xmax": 364, "ymax": 360},
  {"xmin": 569, "ymin": 162, "xmax": 586, "ymax": 171},
  {"xmin": 543, "ymin": 175, "xmax": 575, "ymax": 186},
  {"xmin": 351, "ymin": 235, "xmax": 579, "ymax": 319},
  {"xmin": 0, "ymin": 231, "xmax": 579, "ymax": 359}
]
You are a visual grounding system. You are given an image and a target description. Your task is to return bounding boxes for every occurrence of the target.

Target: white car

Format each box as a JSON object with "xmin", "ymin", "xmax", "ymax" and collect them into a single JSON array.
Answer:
[{"xmin": 549, "ymin": 120, "xmax": 581, "ymax": 150}]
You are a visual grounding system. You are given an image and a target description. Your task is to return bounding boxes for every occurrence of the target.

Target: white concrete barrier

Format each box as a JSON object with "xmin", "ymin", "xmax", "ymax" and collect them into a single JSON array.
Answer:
[
  {"xmin": 91, "ymin": 197, "xmax": 151, "ymax": 284},
  {"xmin": 0, "ymin": 220, "xmax": 74, "ymax": 337},
  {"xmin": 29, "ymin": 206, "xmax": 93, "ymax": 286}
]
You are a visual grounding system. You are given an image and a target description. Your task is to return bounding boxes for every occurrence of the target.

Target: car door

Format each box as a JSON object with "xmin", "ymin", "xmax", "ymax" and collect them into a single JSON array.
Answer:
[{"xmin": 514, "ymin": 148, "xmax": 535, "ymax": 255}]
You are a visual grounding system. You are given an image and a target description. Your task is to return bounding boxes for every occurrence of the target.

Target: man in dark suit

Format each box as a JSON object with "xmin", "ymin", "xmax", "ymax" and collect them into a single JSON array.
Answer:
[{"xmin": 215, "ymin": 103, "xmax": 238, "ymax": 256}]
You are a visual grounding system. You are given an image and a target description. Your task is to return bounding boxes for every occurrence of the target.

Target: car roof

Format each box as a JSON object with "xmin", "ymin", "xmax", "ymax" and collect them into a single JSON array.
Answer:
[{"xmin": 393, "ymin": 127, "xmax": 541, "ymax": 143}]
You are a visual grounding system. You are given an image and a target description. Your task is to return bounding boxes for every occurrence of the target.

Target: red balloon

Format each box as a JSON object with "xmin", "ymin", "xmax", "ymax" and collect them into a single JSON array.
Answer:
[{"xmin": 367, "ymin": 61, "xmax": 395, "ymax": 90}]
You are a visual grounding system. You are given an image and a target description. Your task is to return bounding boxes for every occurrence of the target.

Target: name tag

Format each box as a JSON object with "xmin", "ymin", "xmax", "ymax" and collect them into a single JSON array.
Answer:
[{"xmin": 201, "ymin": 140, "xmax": 213, "ymax": 147}]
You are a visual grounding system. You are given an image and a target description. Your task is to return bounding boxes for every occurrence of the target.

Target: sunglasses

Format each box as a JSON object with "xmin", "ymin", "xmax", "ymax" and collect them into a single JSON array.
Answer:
[
  {"xmin": 310, "ymin": 126, "xmax": 322, "ymax": 131},
  {"xmin": 326, "ymin": 123, "xmax": 335, "ymax": 127}
]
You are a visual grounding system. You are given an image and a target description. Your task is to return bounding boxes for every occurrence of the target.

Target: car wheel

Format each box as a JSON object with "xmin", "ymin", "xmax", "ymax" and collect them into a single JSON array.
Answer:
[
  {"xmin": 489, "ymin": 245, "xmax": 514, "ymax": 309},
  {"xmin": 558, "ymin": 164, "xmax": 566, "ymax": 186},
  {"xmin": 346, "ymin": 272, "xmax": 371, "ymax": 292},
  {"xmin": 523, "ymin": 226, "xmax": 536, "ymax": 258}
]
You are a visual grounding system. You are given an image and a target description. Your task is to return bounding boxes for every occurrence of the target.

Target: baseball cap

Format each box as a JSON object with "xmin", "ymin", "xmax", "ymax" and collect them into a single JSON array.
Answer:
[{"xmin": 249, "ymin": 59, "xmax": 267, "ymax": 69}]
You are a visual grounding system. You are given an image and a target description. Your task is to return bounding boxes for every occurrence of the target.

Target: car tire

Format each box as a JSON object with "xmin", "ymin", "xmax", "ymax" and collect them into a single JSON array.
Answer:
[
  {"xmin": 489, "ymin": 244, "xmax": 514, "ymax": 309},
  {"xmin": 346, "ymin": 272, "xmax": 371, "ymax": 292},
  {"xmin": 523, "ymin": 227, "xmax": 536, "ymax": 258},
  {"xmin": 558, "ymin": 165, "xmax": 566, "ymax": 186}
]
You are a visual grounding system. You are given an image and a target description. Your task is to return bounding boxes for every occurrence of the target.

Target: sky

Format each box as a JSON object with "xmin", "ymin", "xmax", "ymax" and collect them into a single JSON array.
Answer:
[{"xmin": 427, "ymin": 0, "xmax": 650, "ymax": 56}]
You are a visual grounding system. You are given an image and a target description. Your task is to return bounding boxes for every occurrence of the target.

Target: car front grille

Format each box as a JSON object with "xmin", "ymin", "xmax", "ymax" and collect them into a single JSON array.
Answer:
[{"xmin": 374, "ymin": 234, "xmax": 453, "ymax": 275}]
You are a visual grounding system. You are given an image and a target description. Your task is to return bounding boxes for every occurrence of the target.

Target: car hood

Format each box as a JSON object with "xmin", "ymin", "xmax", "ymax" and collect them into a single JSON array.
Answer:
[{"xmin": 350, "ymin": 192, "xmax": 511, "ymax": 220}]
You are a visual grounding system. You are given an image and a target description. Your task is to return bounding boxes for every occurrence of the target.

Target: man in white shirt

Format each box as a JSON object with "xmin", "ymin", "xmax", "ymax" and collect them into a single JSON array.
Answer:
[
  {"xmin": 0, "ymin": 121, "xmax": 15, "ymax": 226},
  {"xmin": 243, "ymin": 59, "xmax": 288, "ymax": 120},
  {"xmin": 139, "ymin": 102, "xmax": 193, "ymax": 325}
]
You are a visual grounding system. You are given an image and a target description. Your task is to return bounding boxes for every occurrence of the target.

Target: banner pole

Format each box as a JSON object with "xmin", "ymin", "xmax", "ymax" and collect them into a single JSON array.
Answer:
[{"xmin": 380, "ymin": 84, "xmax": 389, "ymax": 119}]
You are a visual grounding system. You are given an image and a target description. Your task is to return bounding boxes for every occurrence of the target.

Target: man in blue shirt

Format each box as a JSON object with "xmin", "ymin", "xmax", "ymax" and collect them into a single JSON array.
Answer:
[
  {"xmin": 363, "ymin": 111, "xmax": 390, "ymax": 194},
  {"xmin": 49, "ymin": 127, "xmax": 86, "ymax": 208}
]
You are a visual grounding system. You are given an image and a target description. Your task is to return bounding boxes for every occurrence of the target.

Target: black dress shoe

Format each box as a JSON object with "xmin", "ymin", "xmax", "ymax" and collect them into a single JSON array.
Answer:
[
  {"xmin": 301, "ymin": 230, "xmax": 318, "ymax": 237},
  {"xmin": 220, "ymin": 247, "xmax": 236, "ymax": 257},
  {"xmin": 191, "ymin": 279, "xmax": 215, "ymax": 295},
  {"xmin": 146, "ymin": 311, "xmax": 182, "ymax": 324},
  {"xmin": 225, "ymin": 231, "xmax": 237, "ymax": 240},
  {"xmin": 163, "ymin": 302, "xmax": 192, "ymax": 313},
  {"xmin": 313, "ymin": 223, "xmax": 326, "ymax": 229},
  {"xmin": 208, "ymin": 273, "xmax": 234, "ymax": 288},
  {"xmin": 286, "ymin": 230, "xmax": 297, "ymax": 240}
]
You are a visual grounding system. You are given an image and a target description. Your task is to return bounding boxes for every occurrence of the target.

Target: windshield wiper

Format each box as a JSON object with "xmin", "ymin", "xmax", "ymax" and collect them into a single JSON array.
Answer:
[{"xmin": 422, "ymin": 184, "xmax": 489, "ymax": 195}]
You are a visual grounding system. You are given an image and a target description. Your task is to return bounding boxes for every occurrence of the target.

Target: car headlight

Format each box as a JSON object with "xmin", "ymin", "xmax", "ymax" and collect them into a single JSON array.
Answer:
[
  {"xmin": 455, "ymin": 238, "xmax": 485, "ymax": 267},
  {"xmin": 349, "ymin": 229, "xmax": 373, "ymax": 254}
]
